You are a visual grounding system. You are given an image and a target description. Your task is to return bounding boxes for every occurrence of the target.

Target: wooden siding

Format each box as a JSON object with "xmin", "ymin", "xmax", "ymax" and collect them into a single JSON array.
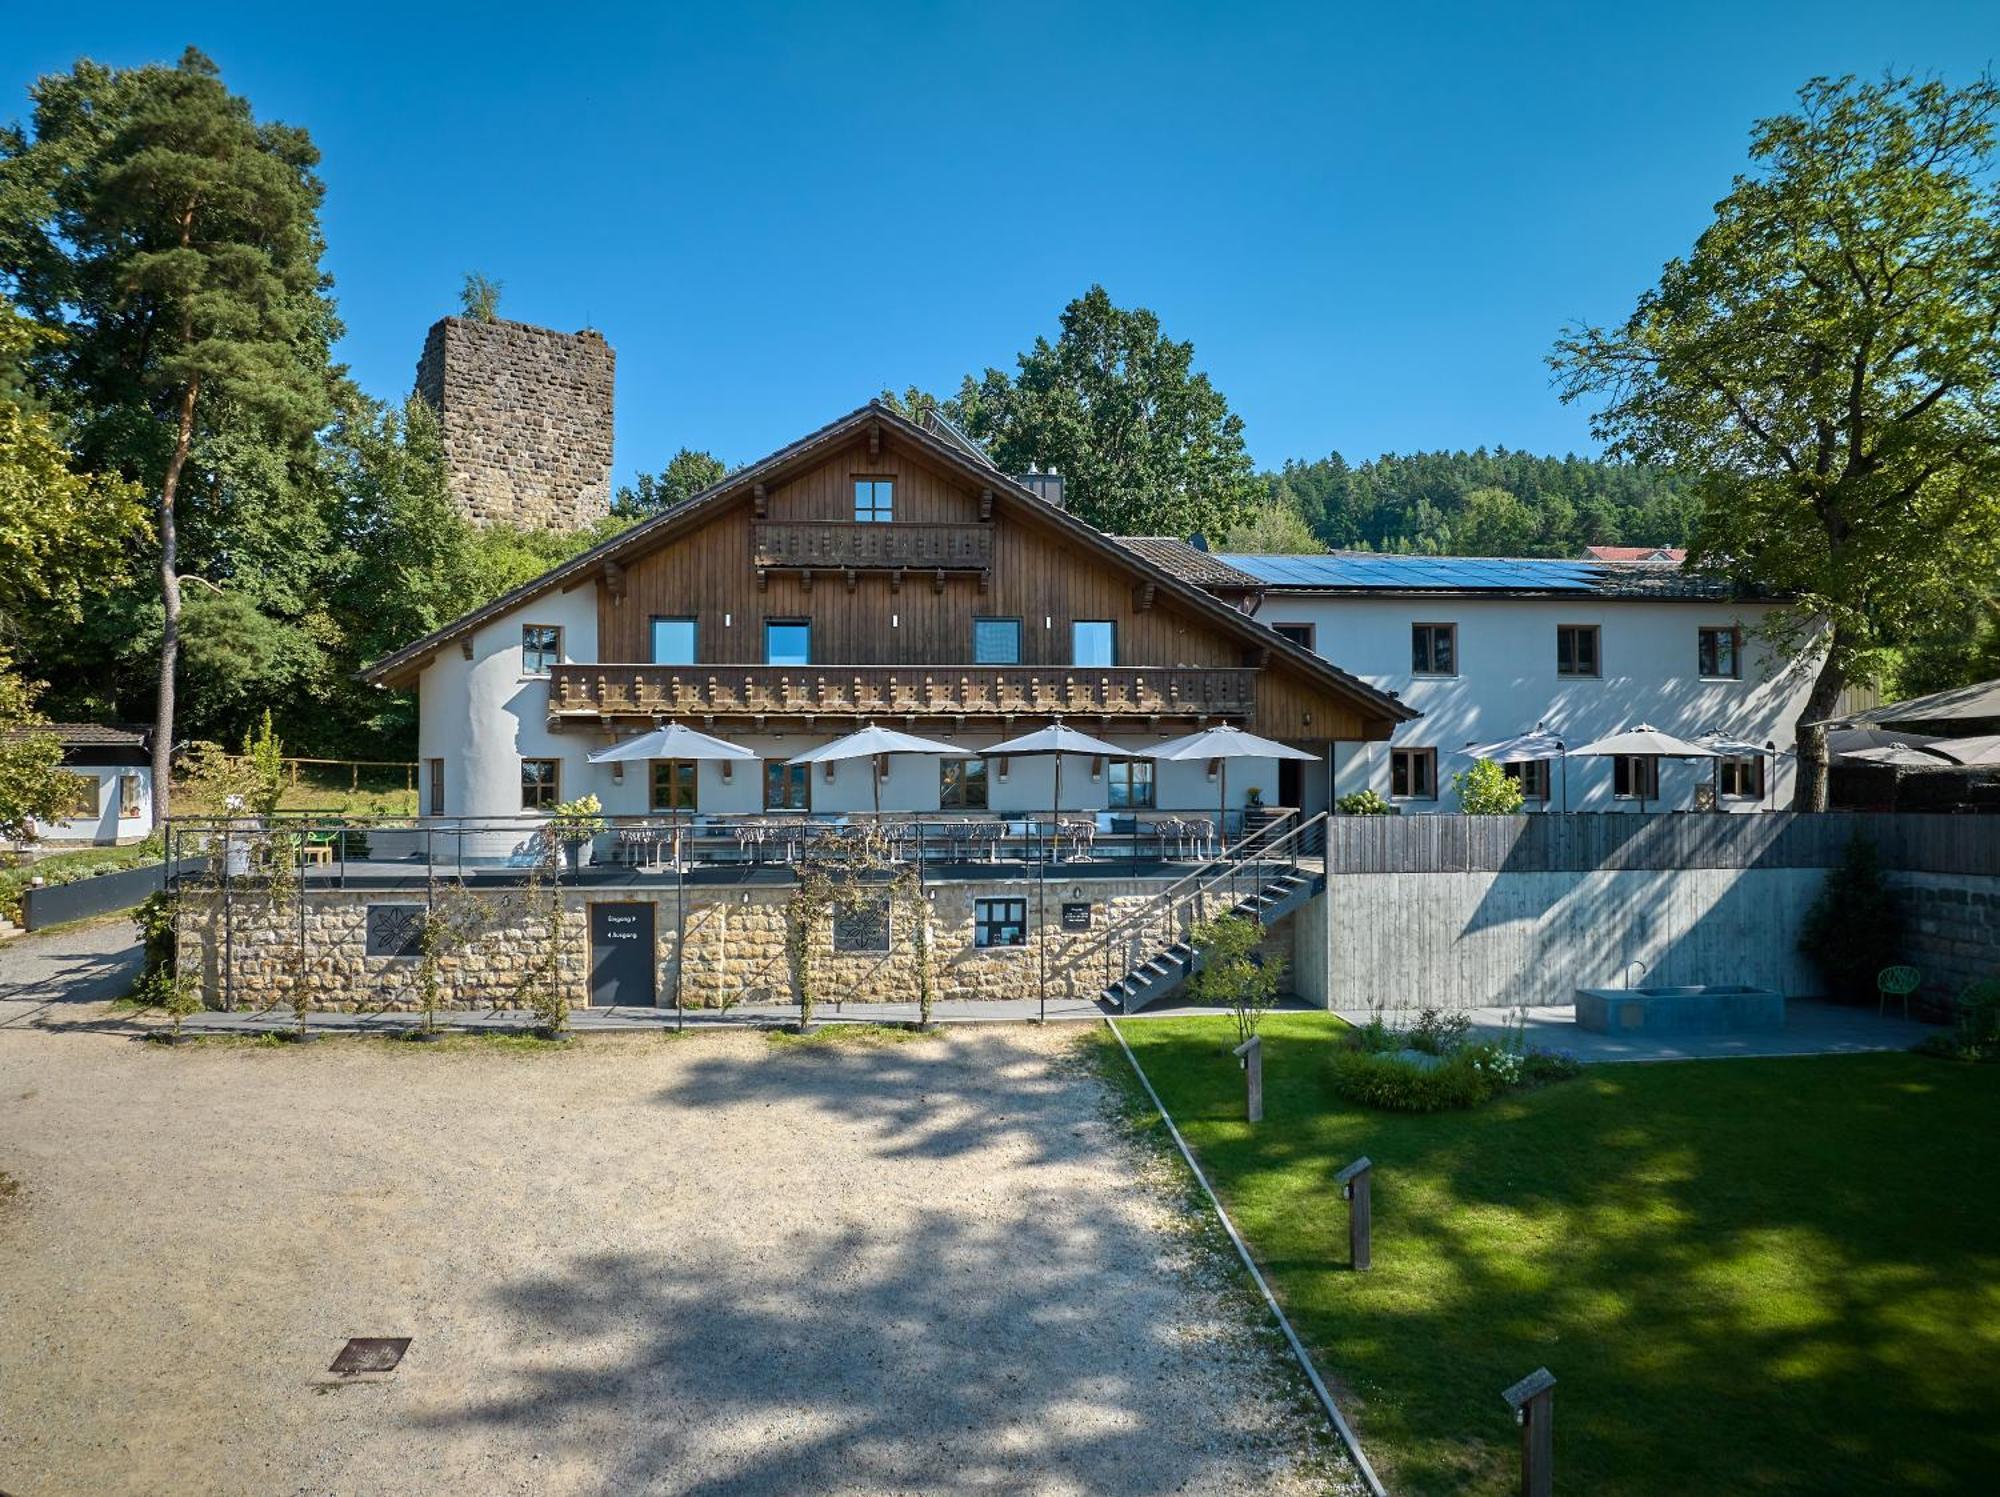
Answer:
[{"xmin": 593, "ymin": 433, "xmax": 1381, "ymax": 740}]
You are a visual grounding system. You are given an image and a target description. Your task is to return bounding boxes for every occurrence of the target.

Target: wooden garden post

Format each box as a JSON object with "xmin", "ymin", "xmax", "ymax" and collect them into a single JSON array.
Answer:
[
  {"xmin": 1502, "ymin": 1367, "xmax": 1556, "ymax": 1497},
  {"xmin": 1334, "ymin": 1155, "xmax": 1373, "ymax": 1271},
  {"xmin": 1232, "ymin": 1034, "xmax": 1263, "ymax": 1122}
]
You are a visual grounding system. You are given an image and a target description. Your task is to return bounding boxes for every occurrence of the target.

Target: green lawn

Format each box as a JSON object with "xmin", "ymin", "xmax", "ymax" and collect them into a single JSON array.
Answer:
[{"xmin": 1092, "ymin": 1013, "xmax": 2000, "ymax": 1497}]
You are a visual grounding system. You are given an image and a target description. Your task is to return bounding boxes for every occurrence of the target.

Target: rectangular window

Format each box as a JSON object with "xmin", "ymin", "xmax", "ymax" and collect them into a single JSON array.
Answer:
[
  {"xmin": 1390, "ymin": 748, "xmax": 1437, "ymax": 800},
  {"xmin": 1613, "ymin": 756, "xmax": 1659, "ymax": 800},
  {"xmin": 1501, "ymin": 760, "xmax": 1550, "ymax": 802},
  {"xmin": 521, "ymin": 758, "xmax": 560, "ymax": 810},
  {"xmin": 832, "ymin": 898, "xmax": 891, "ymax": 953},
  {"xmin": 1698, "ymin": 626, "xmax": 1741, "ymax": 680},
  {"xmin": 365, "ymin": 904, "xmax": 427, "ymax": 959},
  {"xmin": 1072, "ymin": 620, "xmax": 1115, "ymax": 668},
  {"xmin": 650, "ymin": 616, "xmax": 698, "ymax": 665},
  {"xmin": 1273, "ymin": 622, "xmax": 1315, "ymax": 650},
  {"xmin": 427, "ymin": 758, "xmax": 444, "ymax": 817},
  {"xmin": 972, "ymin": 617, "xmax": 1022, "ymax": 665},
  {"xmin": 940, "ymin": 758, "xmax": 989, "ymax": 809},
  {"xmin": 1106, "ymin": 758, "xmax": 1155, "ymax": 809},
  {"xmin": 1718, "ymin": 754, "xmax": 1765, "ymax": 799},
  {"xmin": 974, "ymin": 897, "xmax": 1028, "ymax": 948},
  {"xmin": 765, "ymin": 619, "xmax": 812, "ymax": 666},
  {"xmin": 853, "ymin": 476, "xmax": 895, "ymax": 523},
  {"xmin": 650, "ymin": 760, "xmax": 699, "ymax": 813},
  {"xmin": 765, "ymin": 760, "xmax": 809, "ymax": 811},
  {"xmin": 521, "ymin": 624, "xmax": 563, "ymax": 676},
  {"xmin": 119, "ymin": 773, "xmax": 144, "ymax": 818},
  {"xmin": 1411, "ymin": 622, "xmax": 1457, "ymax": 676},
  {"xmin": 61, "ymin": 773, "xmax": 100, "ymax": 818},
  {"xmin": 1556, "ymin": 624, "xmax": 1600, "ymax": 678}
]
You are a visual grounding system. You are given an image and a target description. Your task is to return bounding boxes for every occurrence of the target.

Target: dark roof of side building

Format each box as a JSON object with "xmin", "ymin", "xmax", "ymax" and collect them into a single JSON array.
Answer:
[
  {"xmin": 2, "ymin": 722, "xmax": 150, "ymax": 748},
  {"xmin": 1215, "ymin": 551, "xmax": 1766, "ymax": 602},
  {"xmin": 1112, "ymin": 537, "xmax": 1265, "ymax": 590}
]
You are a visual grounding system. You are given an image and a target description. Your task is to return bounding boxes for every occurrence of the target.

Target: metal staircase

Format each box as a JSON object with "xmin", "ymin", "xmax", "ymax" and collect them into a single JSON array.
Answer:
[{"xmin": 1095, "ymin": 812, "xmax": 1328, "ymax": 1014}]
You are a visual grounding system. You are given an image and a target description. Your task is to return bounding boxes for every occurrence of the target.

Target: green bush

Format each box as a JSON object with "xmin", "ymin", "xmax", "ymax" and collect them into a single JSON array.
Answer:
[
  {"xmin": 1336, "ymin": 789, "xmax": 1393, "ymax": 816},
  {"xmin": 1329, "ymin": 1046, "xmax": 1502, "ymax": 1111},
  {"xmin": 129, "ymin": 890, "xmax": 177, "ymax": 1006},
  {"xmin": 1408, "ymin": 1004, "xmax": 1472, "ymax": 1055},
  {"xmin": 1798, "ymin": 835, "xmax": 1906, "ymax": 1003},
  {"xmin": 1916, "ymin": 976, "xmax": 2000, "ymax": 1063},
  {"xmin": 1452, "ymin": 757, "xmax": 1526, "ymax": 814}
]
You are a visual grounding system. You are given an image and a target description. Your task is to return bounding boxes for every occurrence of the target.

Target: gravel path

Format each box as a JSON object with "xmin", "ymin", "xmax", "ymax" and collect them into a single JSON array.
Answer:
[
  {"xmin": 0, "ymin": 1024, "xmax": 1352, "ymax": 1496},
  {"xmin": 0, "ymin": 919, "xmax": 141, "ymax": 1028}
]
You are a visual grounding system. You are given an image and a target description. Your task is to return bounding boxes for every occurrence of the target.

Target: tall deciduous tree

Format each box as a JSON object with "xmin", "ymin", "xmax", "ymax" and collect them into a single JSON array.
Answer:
[
  {"xmin": 1553, "ymin": 75, "xmax": 2000, "ymax": 809},
  {"xmin": 951, "ymin": 286, "xmax": 1258, "ymax": 537},
  {"xmin": 613, "ymin": 447, "xmax": 728, "ymax": 517}
]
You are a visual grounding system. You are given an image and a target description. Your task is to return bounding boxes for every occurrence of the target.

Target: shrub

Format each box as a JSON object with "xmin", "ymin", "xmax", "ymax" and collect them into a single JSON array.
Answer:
[
  {"xmin": 1798, "ymin": 835, "xmax": 1906, "ymax": 1003},
  {"xmin": 1408, "ymin": 1004, "xmax": 1472, "ymax": 1056},
  {"xmin": 1329, "ymin": 1046, "xmax": 1502, "ymax": 1111},
  {"xmin": 1336, "ymin": 789, "xmax": 1393, "ymax": 816},
  {"xmin": 1521, "ymin": 1049, "xmax": 1584, "ymax": 1085},
  {"xmin": 1452, "ymin": 757, "xmax": 1525, "ymax": 814},
  {"xmin": 1916, "ymin": 976, "xmax": 2000, "ymax": 1063},
  {"xmin": 129, "ymin": 890, "xmax": 177, "ymax": 1005},
  {"xmin": 1187, "ymin": 912, "xmax": 1286, "ymax": 1044}
]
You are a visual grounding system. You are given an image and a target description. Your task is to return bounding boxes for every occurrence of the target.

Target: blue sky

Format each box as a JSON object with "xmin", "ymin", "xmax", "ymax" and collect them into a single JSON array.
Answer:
[{"xmin": 7, "ymin": 3, "xmax": 1995, "ymax": 487}]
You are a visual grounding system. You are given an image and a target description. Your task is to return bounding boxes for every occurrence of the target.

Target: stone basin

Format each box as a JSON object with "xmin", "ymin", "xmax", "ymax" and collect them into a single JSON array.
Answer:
[{"xmin": 1574, "ymin": 984, "xmax": 1785, "ymax": 1035}]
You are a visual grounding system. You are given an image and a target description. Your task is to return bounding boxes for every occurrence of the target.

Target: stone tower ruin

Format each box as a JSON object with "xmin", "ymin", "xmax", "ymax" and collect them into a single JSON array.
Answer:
[{"xmin": 414, "ymin": 316, "xmax": 615, "ymax": 530}]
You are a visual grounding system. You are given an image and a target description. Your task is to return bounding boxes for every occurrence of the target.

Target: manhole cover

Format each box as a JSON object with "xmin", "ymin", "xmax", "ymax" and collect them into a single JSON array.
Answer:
[{"xmin": 329, "ymin": 1337, "xmax": 411, "ymax": 1376}]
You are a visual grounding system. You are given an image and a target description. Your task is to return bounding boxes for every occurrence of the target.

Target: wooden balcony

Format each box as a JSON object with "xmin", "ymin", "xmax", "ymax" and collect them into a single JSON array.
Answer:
[
  {"xmin": 549, "ymin": 664, "xmax": 1256, "ymax": 723},
  {"xmin": 751, "ymin": 520, "xmax": 993, "ymax": 573}
]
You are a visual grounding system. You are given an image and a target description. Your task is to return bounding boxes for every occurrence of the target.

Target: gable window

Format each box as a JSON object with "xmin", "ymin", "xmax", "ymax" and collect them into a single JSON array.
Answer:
[
  {"xmin": 1273, "ymin": 623, "xmax": 1315, "ymax": 650},
  {"xmin": 853, "ymin": 477, "xmax": 895, "ymax": 523},
  {"xmin": 1501, "ymin": 760, "xmax": 1550, "ymax": 802},
  {"xmin": 974, "ymin": 897, "xmax": 1028, "ymax": 948},
  {"xmin": 521, "ymin": 758, "xmax": 560, "ymax": 810},
  {"xmin": 1390, "ymin": 747, "xmax": 1437, "ymax": 800},
  {"xmin": 650, "ymin": 760, "xmax": 699, "ymax": 812},
  {"xmin": 1698, "ymin": 626, "xmax": 1742, "ymax": 680},
  {"xmin": 427, "ymin": 758, "xmax": 445, "ymax": 817},
  {"xmin": 1613, "ymin": 756, "xmax": 1659, "ymax": 800},
  {"xmin": 973, "ymin": 617, "xmax": 1022, "ymax": 665},
  {"xmin": 1718, "ymin": 754, "xmax": 1765, "ymax": 800},
  {"xmin": 1412, "ymin": 622, "xmax": 1457, "ymax": 676},
  {"xmin": 765, "ymin": 760, "xmax": 809, "ymax": 811},
  {"xmin": 651, "ymin": 616, "xmax": 698, "ymax": 665},
  {"xmin": 1556, "ymin": 624, "xmax": 1600, "ymax": 678},
  {"xmin": 765, "ymin": 619, "xmax": 812, "ymax": 666},
  {"xmin": 1106, "ymin": 758, "xmax": 1155, "ymax": 809},
  {"xmin": 522, "ymin": 624, "xmax": 563, "ymax": 676},
  {"xmin": 940, "ymin": 758, "xmax": 988, "ymax": 809},
  {"xmin": 61, "ymin": 773, "xmax": 100, "ymax": 819},
  {"xmin": 832, "ymin": 899, "xmax": 891, "ymax": 953},
  {"xmin": 1072, "ymin": 620, "xmax": 1115, "ymax": 668}
]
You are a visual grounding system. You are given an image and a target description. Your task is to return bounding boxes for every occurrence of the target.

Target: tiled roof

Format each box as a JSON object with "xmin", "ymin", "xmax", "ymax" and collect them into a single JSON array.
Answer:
[
  {"xmin": 1584, "ymin": 545, "xmax": 1687, "ymax": 562},
  {"xmin": 1113, "ymin": 537, "xmax": 1264, "ymax": 590},
  {"xmin": 2, "ymin": 721, "xmax": 149, "ymax": 748},
  {"xmin": 1216, "ymin": 551, "xmax": 1763, "ymax": 601}
]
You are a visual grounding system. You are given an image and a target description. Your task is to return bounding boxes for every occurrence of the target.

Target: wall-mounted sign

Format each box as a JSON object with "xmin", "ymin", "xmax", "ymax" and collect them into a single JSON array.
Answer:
[
  {"xmin": 365, "ymin": 904, "xmax": 426, "ymax": 958},
  {"xmin": 1061, "ymin": 902, "xmax": 1093, "ymax": 931}
]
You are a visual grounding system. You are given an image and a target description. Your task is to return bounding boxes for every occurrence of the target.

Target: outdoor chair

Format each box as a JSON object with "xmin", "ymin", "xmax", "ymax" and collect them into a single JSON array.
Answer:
[{"xmin": 1877, "ymin": 964, "xmax": 1921, "ymax": 1019}]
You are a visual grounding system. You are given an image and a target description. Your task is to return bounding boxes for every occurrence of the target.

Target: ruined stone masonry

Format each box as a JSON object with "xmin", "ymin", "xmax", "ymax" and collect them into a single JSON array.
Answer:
[{"xmin": 415, "ymin": 316, "xmax": 615, "ymax": 529}]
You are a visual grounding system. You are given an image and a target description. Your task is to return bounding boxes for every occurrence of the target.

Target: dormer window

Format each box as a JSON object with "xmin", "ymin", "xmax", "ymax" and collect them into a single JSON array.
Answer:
[{"xmin": 853, "ymin": 477, "xmax": 895, "ymax": 523}]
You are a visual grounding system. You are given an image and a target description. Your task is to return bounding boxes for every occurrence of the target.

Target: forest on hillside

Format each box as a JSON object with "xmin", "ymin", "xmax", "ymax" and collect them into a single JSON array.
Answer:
[{"xmin": 1246, "ymin": 448, "xmax": 1701, "ymax": 557}]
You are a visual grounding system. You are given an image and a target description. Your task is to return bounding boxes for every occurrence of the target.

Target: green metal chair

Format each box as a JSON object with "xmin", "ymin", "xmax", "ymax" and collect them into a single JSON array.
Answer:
[{"xmin": 1877, "ymin": 964, "xmax": 1921, "ymax": 1019}]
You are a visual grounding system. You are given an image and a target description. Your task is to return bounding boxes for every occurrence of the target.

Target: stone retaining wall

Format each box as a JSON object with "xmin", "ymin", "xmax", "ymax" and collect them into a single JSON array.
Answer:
[{"xmin": 1891, "ymin": 872, "xmax": 2000, "ymax": 1014}]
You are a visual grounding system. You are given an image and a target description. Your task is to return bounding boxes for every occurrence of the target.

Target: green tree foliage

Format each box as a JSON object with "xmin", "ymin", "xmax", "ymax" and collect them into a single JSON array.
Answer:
[
  {"xmin": 1221, "ymin": 496, "xmax": 1321, "ymax": 553},
  {"xmin": 1260, "ymin": 447, "xmax": 1697, "ymax": 556},
  {"xmin": 0, "ymin": 651, "xmax": 72, "ymax": 841},
  {"xmin": 0, "ymin": 49, "xmax": 338, "ymax": 822},
  {"xmin": 241, "ymin": 707, "xmax": 284, "ymax": 817},
  {"xmin": 1887, "ymin": 595, "xmax": 2000, "ymax": 698},
  {"xmin": 613, "ymin": 446, "xmax": 729, "ymax": 517},
  {"xmin": 945, "ymin": 286, "xmax": 1258, "ymax": 537},
  {"xmin": 1552, "ymin": 75, "xmax": 2000, "ymax": 809},
  {"xmin": 459, "ymin": 271, "xmax": 502, "ymax": 322},
  {"xmin": 1452, "ymin": 758, "xmax": 1526, "ymax": 814},
  {"xmin": 0, "ymin": 300, "xmax": 145, "ymax": 627},
  {"xmin": 1798, "ymin": 836, "xmax": 1906, "ymax": 1003},
  {"xmin": 1187, "ymin": 912, "xmax": 1287, "ymax": 1044}
]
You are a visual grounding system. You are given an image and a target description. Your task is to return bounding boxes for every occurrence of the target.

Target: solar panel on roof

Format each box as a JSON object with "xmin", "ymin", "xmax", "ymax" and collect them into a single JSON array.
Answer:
[{"xmin": 1216, "ymin": 553, "xmax": 1601, "ymax": 591}]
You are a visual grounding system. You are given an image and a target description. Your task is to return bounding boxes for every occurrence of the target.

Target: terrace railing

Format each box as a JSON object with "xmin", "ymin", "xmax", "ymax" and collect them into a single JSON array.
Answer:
[{"xmin": 548, "ymin": 663, "xmax": 1257, "ymax": 721}]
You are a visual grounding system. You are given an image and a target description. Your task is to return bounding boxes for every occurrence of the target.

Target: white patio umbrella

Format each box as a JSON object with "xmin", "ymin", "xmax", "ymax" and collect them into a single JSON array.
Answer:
[
  {"xmin": 1839, "ymin": 742, "xmax": 1955, "ymax": 768},
  {"xmin": 1924, "ymin": 733, "xmax": 2000, "ymax": 767},
  {"xmin": 1465, "ymin": 726, "xmax": 1570, "ymax": 811},
  {"xmin": 981, "ymin": 720, "xmax": 1130, "ymax": 1023},
  {"xmin": 786, "ymin": 723, "xmax": 962, "ymax": 820},
  {"xmin": 1144, "ymin": 724, "xmax": 1321, "ymax": 852},
  {"xmin": 587, "ymin": 721, "xmax": 755, "ymax": 1030},
  {"xmin": 1565, "ymin": 724, "xmax": 1717, "ymax": 814}
]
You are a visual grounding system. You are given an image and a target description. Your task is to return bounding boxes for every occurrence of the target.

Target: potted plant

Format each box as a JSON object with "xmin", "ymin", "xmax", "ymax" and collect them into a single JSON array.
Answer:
[
  {"xmin": 547, "ymin": 793, "xmax": 605, "ymax": 872},
  {"xmin": 1244, "ymin": 786, "xmax": 1265, "ymax": 808}
]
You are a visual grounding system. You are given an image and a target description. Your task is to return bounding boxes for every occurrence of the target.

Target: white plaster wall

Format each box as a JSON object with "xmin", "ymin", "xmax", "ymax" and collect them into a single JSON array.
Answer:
[
  {"xmin": 1257, "ymin": 596, "xmax": 1818, "ymax": 811},
  {"xmin": 41, "ymin": 765, "xmax": 151, "ymax": 845}
]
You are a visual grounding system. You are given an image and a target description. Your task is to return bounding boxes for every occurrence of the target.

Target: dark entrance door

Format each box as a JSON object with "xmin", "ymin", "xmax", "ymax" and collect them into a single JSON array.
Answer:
[
  {"xmin": 1277, "ymin": 757, "xmax": 1303, "ymax": 812},
  {"xmin": 589, "ymin": 902, "xmax": 656, "ymax": 1007}
]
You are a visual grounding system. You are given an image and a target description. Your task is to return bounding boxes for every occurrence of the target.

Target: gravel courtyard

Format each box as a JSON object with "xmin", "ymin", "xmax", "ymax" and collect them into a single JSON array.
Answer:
[{"xmin": 0, "ymin": 1015, "xmax": 1350, "ymax": 1496}]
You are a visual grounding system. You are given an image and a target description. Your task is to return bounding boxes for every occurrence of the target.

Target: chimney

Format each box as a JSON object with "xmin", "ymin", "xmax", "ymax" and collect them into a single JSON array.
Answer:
[
  {"xmin": 1014, "ymin": 464, "xmax": 1065, "ymax": 510},
  {"xmin": 415, "ymin": 316, "xmax": 615, "ymax": 529}
]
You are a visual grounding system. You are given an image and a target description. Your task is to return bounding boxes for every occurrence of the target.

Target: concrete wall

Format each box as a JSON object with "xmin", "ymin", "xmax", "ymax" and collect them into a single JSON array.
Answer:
[
  {"xmin": 1255, "ymin": 594, "xmax": 1816, "ymax": 812},
  {"xmin": 415, "ymin": 316, "xmax": 614, "ymax": 529},
  {"xmin": 1320, "ymin": 866, "xmax": 1830, "ymax": 1012}
]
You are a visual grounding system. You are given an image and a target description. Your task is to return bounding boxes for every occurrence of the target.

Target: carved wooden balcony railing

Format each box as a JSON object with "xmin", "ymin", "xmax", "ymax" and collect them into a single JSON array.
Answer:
[
  {"xmin": 549, "ymin": 664, "xmax": 1257, "ymax": 722},
  {"xmin": 751, "ymin": 520, "xmax": 993, "ymax": 572}
]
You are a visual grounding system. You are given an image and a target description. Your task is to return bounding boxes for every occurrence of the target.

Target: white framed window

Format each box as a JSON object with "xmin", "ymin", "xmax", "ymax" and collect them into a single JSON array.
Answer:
[{"xmin": 522, "ymin": 624, "xmax": 563, "ymax": 676}]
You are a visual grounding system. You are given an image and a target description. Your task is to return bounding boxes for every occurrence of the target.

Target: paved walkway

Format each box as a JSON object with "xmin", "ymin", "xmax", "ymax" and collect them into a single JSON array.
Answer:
[
  {"xmin": 1336, "ymin": 999, "xmax": 1938, "ymax": 1062},
  {"xmin": 0, "ymin": 918, "xmax": 141, "ymax": 1029}
]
